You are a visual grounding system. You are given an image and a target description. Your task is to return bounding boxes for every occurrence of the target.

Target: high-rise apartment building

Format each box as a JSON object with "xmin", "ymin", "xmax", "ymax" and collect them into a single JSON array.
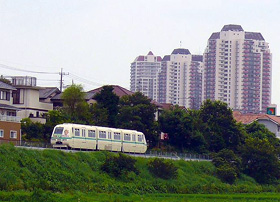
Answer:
[
  {"xmin": 203, "ymin": 24, "xmax": 272, "ymax": 113},
  {"xmin": 158, "ymin": 49, "xmax": 203, "ymax": 109},
  {"xmin": 130, "ymin": 51, "xmax": 162, "ymax": 100}
]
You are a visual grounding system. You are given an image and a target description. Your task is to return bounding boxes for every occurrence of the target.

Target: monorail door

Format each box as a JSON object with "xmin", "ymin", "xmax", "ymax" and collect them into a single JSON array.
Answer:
[
  {"xmin": 81, "ymin": 128, "xmax": 87, "ymax": 149},
  {"xmin": 107, "ymin": 130, "xmax": 113, "ymax": 151}
]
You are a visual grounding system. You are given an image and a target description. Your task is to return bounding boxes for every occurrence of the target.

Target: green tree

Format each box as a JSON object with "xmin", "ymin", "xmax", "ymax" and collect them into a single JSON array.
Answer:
[
  {"xmin": 241, "ymin": 137, "xmax": 280, "ymax": 184},
  {"xmin": 93, "ymin": 85, "xmax": 119, "ymax": 127},
  {"xmin": 117, "ymin": 92, "xmax": 158, "ymax": 147},
  {"xmin": 61, "ymin": 84, "xmax": 86, "ymax": 117},
  {"xmin": 212, "ymin": 149, "xmax": 241, "ymax": 184},
  {"xmin": 199, "ymin": 100, "xmax": 244, "ymax": 153},
  {"xmin": 159, "ymin": 107, "xmax": 207, "ymax": 153},
  {"xmin": 159, "ymin": 105, "xmax": 189, "ymax": 150},
  {"xmin": 88, "ymin": 103, "xmax": 109, "ymax": 126},
  {"xmin": 245, "ymin": 121, "xmax": 280, "ymax": 147},
  {"xmin": 21, "ymin": 118, "xmax": 45, "ymax": 141}
]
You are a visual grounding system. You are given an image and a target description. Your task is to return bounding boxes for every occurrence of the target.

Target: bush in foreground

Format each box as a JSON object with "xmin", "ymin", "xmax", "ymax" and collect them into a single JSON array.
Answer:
[
  {"xmin": 148, "ymin": 158, "xmax": 178, "ymax": 179},
  {"xmin": 101, "ymin": 153, "xmax": 139, "ymax": 178}
]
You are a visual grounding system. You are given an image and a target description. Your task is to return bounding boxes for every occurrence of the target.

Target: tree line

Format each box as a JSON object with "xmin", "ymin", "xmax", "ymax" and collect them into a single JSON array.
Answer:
[{"xmin": 21, "ymin": 84, "xmax": 280, "ymax": 184}]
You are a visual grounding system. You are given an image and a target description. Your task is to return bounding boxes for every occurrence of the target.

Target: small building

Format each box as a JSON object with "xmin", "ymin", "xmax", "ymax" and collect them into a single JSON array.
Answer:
[
  {"xmin": 233, "ymin": 111, "xmax": 280, "ymax": 138},
  {"xmin": 0, "ymin": 81, "xmax": 21, "ymax": 141},
  {"xmin": 10, "ymin": 76, "xmax": 53, "ymax": 123}
]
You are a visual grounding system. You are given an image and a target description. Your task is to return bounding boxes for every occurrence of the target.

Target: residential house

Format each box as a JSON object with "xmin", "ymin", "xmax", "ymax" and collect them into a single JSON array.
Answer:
[
  {"xmin": 0, "ymin": 81, "xmax": 21, "ymax": 141},
  {"xmin": 10, "ymin": 76, "xmax": 53, "ymax": 123},
  {"xmin": 233, "ymin": 111, "xmax": 280, "ymax": 138}
]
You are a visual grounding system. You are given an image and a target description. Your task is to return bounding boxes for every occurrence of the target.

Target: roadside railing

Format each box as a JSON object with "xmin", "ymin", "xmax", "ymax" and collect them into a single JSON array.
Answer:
[{"xmin": 0, "ymin": 139, "xmax": 212, "ymax": 161}]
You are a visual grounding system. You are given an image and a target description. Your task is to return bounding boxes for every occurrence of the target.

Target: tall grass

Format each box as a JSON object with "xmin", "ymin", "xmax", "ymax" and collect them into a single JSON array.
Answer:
[{"xmin": 0, "ymin": 144, "xmax": 278, "ymax": 195}]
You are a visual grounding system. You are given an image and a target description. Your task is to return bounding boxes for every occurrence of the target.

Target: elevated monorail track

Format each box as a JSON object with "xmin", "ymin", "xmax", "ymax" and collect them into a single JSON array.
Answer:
[{"xmin": 0, "ymin": 139, "xmax": 211, "ymax": 161}]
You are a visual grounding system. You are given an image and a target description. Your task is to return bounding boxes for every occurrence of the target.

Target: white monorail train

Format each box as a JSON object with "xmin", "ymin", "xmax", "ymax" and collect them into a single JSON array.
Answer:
[{"xmin": 50, "ymin": 123, "xmax": 147, "ymax": 153}]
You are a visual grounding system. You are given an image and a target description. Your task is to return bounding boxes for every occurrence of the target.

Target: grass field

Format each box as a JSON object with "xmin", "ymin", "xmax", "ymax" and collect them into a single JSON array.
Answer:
[{"xmin": 1, "ymin": 191, "xmax": 280, "ymax": 202}]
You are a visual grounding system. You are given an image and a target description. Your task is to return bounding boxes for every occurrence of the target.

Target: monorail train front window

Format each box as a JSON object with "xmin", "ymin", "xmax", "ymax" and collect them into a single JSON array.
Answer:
[
  {"xmin": 138, "ymin": 134, "xmax": 143, "ymax": 142},
  {"xmin": 53, "ymin": 127, "xmax": 63, "ymax": 137}
]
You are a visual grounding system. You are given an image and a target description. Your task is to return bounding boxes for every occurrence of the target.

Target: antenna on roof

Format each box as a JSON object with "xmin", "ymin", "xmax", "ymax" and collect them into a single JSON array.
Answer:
[{"xmin": 180, "ymin": 41, "xmax": 182, "ymax": 48}]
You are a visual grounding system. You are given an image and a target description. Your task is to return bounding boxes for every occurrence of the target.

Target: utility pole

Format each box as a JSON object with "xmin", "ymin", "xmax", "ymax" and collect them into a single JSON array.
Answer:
[{"xmin": 59, "ymin": 68, "xmax": 69, "ymax": 92}]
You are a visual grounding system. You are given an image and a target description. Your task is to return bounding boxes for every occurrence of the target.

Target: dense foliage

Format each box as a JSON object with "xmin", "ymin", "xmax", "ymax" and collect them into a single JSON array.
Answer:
[
  {"xmin": 148, "ymin": 158, "xmax": 178, "ymax": 179},
  {"xmin": 20, "ymin": 83, "xmax": 280, "ymax": 185},
  {"xmin": 101, "ymin": 153, "xmax": 139, "ymax": 178},
  {"xmin": 212, "ymin": 149, "xmax": 242, "ymax": 184},
  {"xmin": 1, "ymin": 144, "xmax": 280, "ymax": 195}
]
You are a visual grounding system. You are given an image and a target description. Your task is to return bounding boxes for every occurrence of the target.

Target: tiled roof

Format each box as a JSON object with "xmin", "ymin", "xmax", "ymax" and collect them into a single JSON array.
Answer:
[
  {"xmin": 88, "ymin": 85, "xmax": 133, "ymax": 97},
  {"xmin": 160, "ymin": 103, "xmax": 186, "ymax": 111},
  {"xmin": 171, "ymin": 48, "xmax": 191, "ymax": 55},
  {"xmin": 50, "ymin": 93, "xmax": 62, "ymax": 100},
  {"xmin": 0, "ymin": 81, "xmax": 16, "ymax": 90},
  {"xmin": 221, "ymin": 24, "xmax": 244, "ymax": 32},
  {"xmin": 51, "ymin": 92, "xmax": 93, "ymax": 101},
  {"xmin": 233, "ymin": 111, "xmax": 280, "ymax": 125},
  {"xmin": 245, "ymin": 32, "xmax": 265, "ymax": 41},
  {"xmin": 39, "ymin": 87, "xmax": 60, "ymax": 99},
  {"xmin": 0, "ymin": 103, "xmax": 19, "ymax": 110}
]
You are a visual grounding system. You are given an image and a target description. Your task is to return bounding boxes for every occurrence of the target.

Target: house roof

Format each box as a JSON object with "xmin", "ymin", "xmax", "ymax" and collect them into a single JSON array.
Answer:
[
  {"xmin": 233, "ymin": 111, "xmax": 280, "ymax": 125},
  {"xmin": 39, "ymin": 87, "xmax": 60, "ymax": 99},
  {"xmin": 88, "ymin": 85, "xmax": 134, "ymax": 97},
  {"xmin": 0, "ymin": 103, "xmax": 19, "ymax": 111},
  {"xmin": 0, "ymin": 81, "xmax": 16, "ymax": 91}
]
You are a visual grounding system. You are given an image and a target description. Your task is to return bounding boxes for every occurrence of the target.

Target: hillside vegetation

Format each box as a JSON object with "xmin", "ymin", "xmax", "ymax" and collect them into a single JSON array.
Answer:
[{"xmin": 0, "ymin": 144, "xmax": 279, "ymax": 196}]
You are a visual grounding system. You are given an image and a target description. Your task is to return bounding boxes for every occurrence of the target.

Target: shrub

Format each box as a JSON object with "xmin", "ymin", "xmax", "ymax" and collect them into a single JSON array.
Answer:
[
  {"xmin": 148, "ymin": 158, "xmax": 178, "ymax": 179},
  {"xmin": 212, "ymin": 149, "xmax": 241, "ymax": 184},
  {"xmin": 101, "ymin": 153, "xmax": 139, "ymax": 178}
]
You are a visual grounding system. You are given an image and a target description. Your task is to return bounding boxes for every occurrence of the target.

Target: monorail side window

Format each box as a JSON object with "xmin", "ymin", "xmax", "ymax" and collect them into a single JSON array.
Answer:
[
  {"xmin": 99, "ymin": 131, "xmax": 106, "ymax": 138},
  {"xmin": 75, "ymin": 128, "xmax": 80, "ymax": 136},
  {"xmin": 108, "ymin": 132, "xmax": 112, "ymax": 139},
  {"xmin": 124, "ymin": 134, "xmax": 131, "ymax": 141},
  {"xmin": 132, "ymin": 134, "xmax": 136, "ymax": 142},
  {"xmin": 114, "ymin": 132, "xmax": 121, "ymax": 140},
  {"xmin": 138, "ymin": 134, "xmax": 143, "ymax": 142},
  {"xmin": 88, "ymin": 130, "xmax": 96, "ymax": 138}
]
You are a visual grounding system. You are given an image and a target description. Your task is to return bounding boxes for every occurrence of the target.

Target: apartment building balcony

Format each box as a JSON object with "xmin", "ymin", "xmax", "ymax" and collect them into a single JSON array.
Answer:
[{"xmin": 0, "ymin": 115, "xmax": 21, "ymax": 123}]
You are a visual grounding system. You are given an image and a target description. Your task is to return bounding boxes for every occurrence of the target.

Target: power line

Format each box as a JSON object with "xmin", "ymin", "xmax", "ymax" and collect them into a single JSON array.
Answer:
[
  {"xmin": 0, "ymin": 63, "xmax": 59, "ymax": 74},
  {"xmin": 67, "ymin": 73, "xmax": 104, "ymax": 87},
  {"xmin": 0, "ymin": 62, "xmax": 105, "ymax": 89}
]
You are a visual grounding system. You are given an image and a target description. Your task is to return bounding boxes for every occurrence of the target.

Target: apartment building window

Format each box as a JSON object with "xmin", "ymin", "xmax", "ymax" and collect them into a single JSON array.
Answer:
[
  {"xmin": 10, "ymin": 131, "xmax": 17, "ymax": 139},
  {"xmin": 0, "ymin": 130, "xmax": 3, "ymax": 138}
]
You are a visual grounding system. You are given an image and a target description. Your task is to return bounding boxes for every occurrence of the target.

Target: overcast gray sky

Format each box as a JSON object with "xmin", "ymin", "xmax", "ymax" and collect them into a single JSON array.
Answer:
[{"xmin": 0, "ymin": 0, "xmax": 279, "ymax": 111}]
